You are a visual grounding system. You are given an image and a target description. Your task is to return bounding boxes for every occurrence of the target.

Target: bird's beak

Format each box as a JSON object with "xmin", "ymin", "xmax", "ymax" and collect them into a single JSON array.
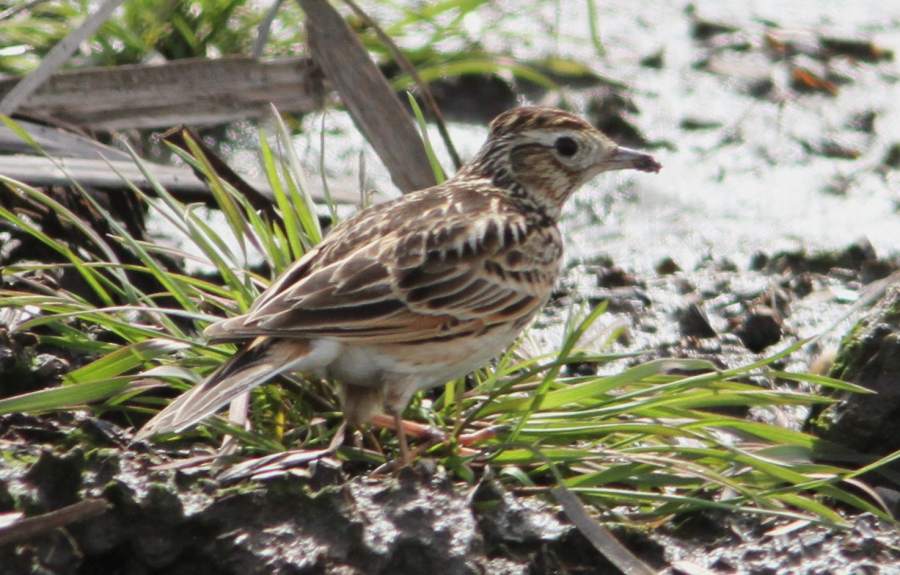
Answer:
[{"xmin": 599, "ymin": 146, "xmax": 661, "ymax": 173}]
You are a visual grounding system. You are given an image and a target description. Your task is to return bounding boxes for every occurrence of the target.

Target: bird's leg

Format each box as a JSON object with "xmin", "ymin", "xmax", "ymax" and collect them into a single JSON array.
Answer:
[
  {"xmin": 369, "ymin": 414, "xmax": 494, "ymax": 457},
  {"xmin": 391, "ymin": 408, "xmax": 411, "ymax": 467},
  {"xmin": 370, "ymin": 414, "xmax": 444, "ymax": 442}
]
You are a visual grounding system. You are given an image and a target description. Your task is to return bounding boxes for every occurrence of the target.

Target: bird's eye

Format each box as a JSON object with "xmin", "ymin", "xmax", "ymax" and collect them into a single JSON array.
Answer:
[{"xmin": 554, "ymin": 136, "xmax": 578, "ymax": 157}]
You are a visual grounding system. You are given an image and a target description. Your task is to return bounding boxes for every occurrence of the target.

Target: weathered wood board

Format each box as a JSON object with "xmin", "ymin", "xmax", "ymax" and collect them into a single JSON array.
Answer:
[{"xmin": 0, "ymin": 57, "xmax": 324, "ymax": 130}]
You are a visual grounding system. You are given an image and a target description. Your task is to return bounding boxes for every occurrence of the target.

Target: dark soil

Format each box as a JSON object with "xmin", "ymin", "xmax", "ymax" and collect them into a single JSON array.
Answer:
[{"xmin": 1, "ymin": 414, "xmax": 898, "ymax": 574}]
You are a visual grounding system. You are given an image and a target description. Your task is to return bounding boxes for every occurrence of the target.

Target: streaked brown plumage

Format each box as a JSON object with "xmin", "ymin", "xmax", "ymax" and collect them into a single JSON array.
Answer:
[{"xmin": 134, "ymin": 106, "xmax": 660, "ymax": 459}]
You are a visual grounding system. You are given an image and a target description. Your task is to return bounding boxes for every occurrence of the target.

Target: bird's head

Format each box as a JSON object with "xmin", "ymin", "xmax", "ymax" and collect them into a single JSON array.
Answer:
[{"xmin": 459, "ymin": 106, "xmax": 661, "ymax": 218}]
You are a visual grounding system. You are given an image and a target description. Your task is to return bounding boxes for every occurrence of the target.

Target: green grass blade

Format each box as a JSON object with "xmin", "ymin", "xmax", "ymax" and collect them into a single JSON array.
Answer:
[
  {"xmin": 272, "ymin": 105, "xmax": 322, "ymax": 246},
  {"xmin": 406, "ymin": 91, "xmax": 446, "ymax": 183},
  {"xmin": 65, "ymin": 339, "xmax": 191, "ymax": 384},
  {"xmin": 259, "ymin": 126, "xmax": 305, "ymax": 260},
  {"xmin": 0, "ymin": 379, "xmax": 133, "ymax": 414}
]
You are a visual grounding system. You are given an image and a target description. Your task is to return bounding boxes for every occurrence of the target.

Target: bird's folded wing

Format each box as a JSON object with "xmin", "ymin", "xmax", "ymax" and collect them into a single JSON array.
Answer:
[{"xmin": 205, "ymin": 209, "xmax": 557, "ymax": 344}]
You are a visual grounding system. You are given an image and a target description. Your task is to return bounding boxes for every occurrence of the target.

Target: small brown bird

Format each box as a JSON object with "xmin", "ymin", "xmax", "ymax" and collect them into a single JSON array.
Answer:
[{"xmin": 134, "ymin": 106, "xmax": 660, "ymax": 461}]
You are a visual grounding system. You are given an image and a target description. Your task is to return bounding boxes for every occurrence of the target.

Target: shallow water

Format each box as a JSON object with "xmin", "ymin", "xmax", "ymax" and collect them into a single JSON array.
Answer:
[
  {"xmin": 296, "ymin": 0, "xmax": 899, "ymax": 272},
  {"xmin": 149, "ymin": 0, "xmax": 898, "ymax": 363}
]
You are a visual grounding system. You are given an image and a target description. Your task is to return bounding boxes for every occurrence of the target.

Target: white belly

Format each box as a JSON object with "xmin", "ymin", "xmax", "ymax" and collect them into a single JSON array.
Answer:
[{"xmin": 322, "ymin": 325, "xmax": 521, "ymax": 391}]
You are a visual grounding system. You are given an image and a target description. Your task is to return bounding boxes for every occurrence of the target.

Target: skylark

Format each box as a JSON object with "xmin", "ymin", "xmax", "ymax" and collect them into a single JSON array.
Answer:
[{"xmin": 135, "ymin": 106, "xmax": 661, "ymax": 462}]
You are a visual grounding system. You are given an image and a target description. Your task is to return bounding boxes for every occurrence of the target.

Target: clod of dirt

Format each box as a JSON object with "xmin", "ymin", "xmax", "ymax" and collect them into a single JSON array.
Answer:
[
  {"xmin": 679, "ymin": 117, "xmax": 723, "ymax": 131},
  {"xmin": 813, "ymin": 285, "xmax": 900, "ymax": 457},
  {"xmin": 471, "ymin": 479, "xmax": 566, "ymax": 548},
  {"xmin": 677, "ymin": 302, "xmax": 718, "ymax": 339},
  {"xmin": 735, "ymin": 307, "xmax": 783, "ymax": 352},
  {"xmin": 0, "ymin": 326, "xmax": 45, "ymax": 396},
  {"xmin": 846, "ymin": 110, "xmax": 877, "ymax": 133},
  {"xmin": 765, "ymin": 239, "xmax": 883, "ymax": 276},
  {"xmin": 749, "ymin": 252, "xmax": 769, "ymax": 271},
  {"xmin": 34, "ymin": 354, "xmax": 69, "ymax": 380},
  {"xmin": 0, "ymin": 480, "xmax": 14, "ymax": 512},
  {"xmin": 685, "ymin": 6, "xmax": 739, "ymax": 41},
  {"xmin": 882, "ymin": 143, "xmax": 900, "ymax": 170},
  {"xmin": 585, "ymin": 87, "xmax": 652, "ymax": 149},
  {"xmin": 640, "ymin": 49, "xmax": 666, "ymax": 69},
  {"xmin": 820, "ymin": 36, "xmax": 894, "ymax": 62},
  {"xmin": 24, "ymin": 448, "xmax": 85, "ymax": 510},
  {"xmin": 655, "ymin": 257, "xmax": 681, "ymax": 276},
  {"xmin": 589, "ymin": 286, "xmax": 651, "ymax": 313},
  {"xmin": 596, "ymin": 265, "xmax": 638, "ymax": 288},
  {"xmin": 801, "ymin": 137, "xmax": 862, "ymax": 160}
]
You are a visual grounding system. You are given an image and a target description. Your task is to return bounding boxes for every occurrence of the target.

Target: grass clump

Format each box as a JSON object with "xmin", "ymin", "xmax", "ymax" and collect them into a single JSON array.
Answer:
[{"xmin": 0, "ymin": 113, "xmax": 897, "ymax": 529}]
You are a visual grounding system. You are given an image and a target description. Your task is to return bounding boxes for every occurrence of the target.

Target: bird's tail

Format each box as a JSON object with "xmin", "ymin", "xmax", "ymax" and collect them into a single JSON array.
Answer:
[{"xmin": 133, "ymin": 338, "xmax": 315, "ymax": 441}]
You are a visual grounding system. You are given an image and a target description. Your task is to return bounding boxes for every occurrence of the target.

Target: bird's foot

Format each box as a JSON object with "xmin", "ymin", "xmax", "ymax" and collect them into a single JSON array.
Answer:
[{"xmin": 369, "ymin": 414, "xmax": 503, "ymax": 461}]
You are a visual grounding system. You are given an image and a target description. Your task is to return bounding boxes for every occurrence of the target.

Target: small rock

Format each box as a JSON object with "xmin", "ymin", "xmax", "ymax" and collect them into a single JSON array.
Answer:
[
  {"xmin": 589, "ymin": 287, "xmax": 651, "ymax": 313},
  {"xmin": 802, "ymin": 138, "xmax": 861, "ymax": 160},
  {"xmin": 861, "ymin": 259, "xmax": 896, "ymax": 284},
  {"xmin": 711, "ymin": 557, "xmax": 736, "ymax": 572},
  {"xmin": 742, "ymin": 548, "xmax": 766, "ymax": 562},
  {"xmin": 25, "ymin": 448, "xmax": 85, "ymax": 510},
  {"xmin": 12, "ymin": 331, "xmax": 39, "ymax": 348},
  {"xmin": 597, "ymin": 265, "xmax": 637, "ymax": 288},
  {"xmin": 656, "ymin": 257, "xmax": 681, "ymax": 275},
  {"xmin": 841, "ymin": 238, "xmax": 878, "ymax": 269},
  {"xmin": 749, "ymin": 252, "xmax": 769, "ymax": 271},
  {"xmin": 565, "ymin": 361, "xmax": 599, "ymax": 377},
  {"xmin": 820, "ymin": 36, "xmax": 894, "ymax": 62},
  {"xmin": 788, "ymin": 273, "xmax": 814, "ymax": 298},
  {"xmin": 586, "ymin": 87, "xmax": 651, "ymax": 148},
  {"xmin": 736, "ymin": 307, "xmax": 783, "ymax": 352},
  {"xmin": 748, "ymin": 77, "xmax": 775, "ymax": 98},
  {"xmin": 0, "ymin": 479, "xmax": 14, "ymax": 512},
  {"xmin": 0, "ymin": 346, "xmax": 15, "ymax": 371},
  {"xmin": 686, "ymin": 6, "xmax": 738, "ymax": 41},
  {"xmin": 882, "ymin": 143, "xmax": 900, "ymax": 170},
  {"xmin": 680, "ymin": 117, "xmax": 723, "ymax": 131},
  {"xmin": 472, "ymin": 479, "xmax": 567, "ymax": 546},
  {"xmin": 640, "ymin": 49, "xmax": 665, "ymax": 69},
  {"xmin": 846, "ymin": 110, "xmax": 877, "ymax": 133},
  {"xmin": 675, "ymin": 278, "xmax": 696, "ymax": 294},
  {"xmin": 716, "ymin": 257, "xmax": 738, "ymax": 272},
  {"xmin": 34, "ymin": 354, "xmax": 69, "ymax": 380},
  {"xmin": 677, "ymin": 302, "xmax": 718, "ymax": 339}
]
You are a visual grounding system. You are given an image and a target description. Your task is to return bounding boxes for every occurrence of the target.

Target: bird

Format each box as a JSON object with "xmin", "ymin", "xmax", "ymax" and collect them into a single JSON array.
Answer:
[{"xmin": 134, "ymin": 106, "xmax": 661, "ymax": 463}]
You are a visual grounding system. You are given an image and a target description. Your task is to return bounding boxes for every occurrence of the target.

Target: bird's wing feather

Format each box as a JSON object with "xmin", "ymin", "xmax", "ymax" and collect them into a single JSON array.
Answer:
[
  {"xmin": 133, "ymin": 338, "xmax": 316, "ymax": 440},
  {"xmin": 205, "ymin": 187, "xmax": 561, "ymax": 344}
]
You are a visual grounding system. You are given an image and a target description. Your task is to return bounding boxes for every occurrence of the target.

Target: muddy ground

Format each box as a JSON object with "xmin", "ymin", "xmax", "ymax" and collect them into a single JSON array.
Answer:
[{"xmin": 2, "ymin": 0, "xmax": 900, "ymax": 573}]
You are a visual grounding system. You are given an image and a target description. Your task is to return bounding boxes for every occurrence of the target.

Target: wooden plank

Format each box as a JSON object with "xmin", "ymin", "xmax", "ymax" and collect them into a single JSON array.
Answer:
[
  {"xmin": 0, "ymin": 119, "xmax": 132, "ymax": 160},
  {"xmin": 0, "ymin": 57, "xmax": 325, "ymax": 130},
  {"xmin": 0, "ymin": 155, "xmax": 213, "ymax": 198},
  {"xmin": 0, "ymin": 155, "xmax": 367, "ymax": 205},
  {"xmin": 299, "ymin": 0, "xmax": 435, "ymax": 193}
]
